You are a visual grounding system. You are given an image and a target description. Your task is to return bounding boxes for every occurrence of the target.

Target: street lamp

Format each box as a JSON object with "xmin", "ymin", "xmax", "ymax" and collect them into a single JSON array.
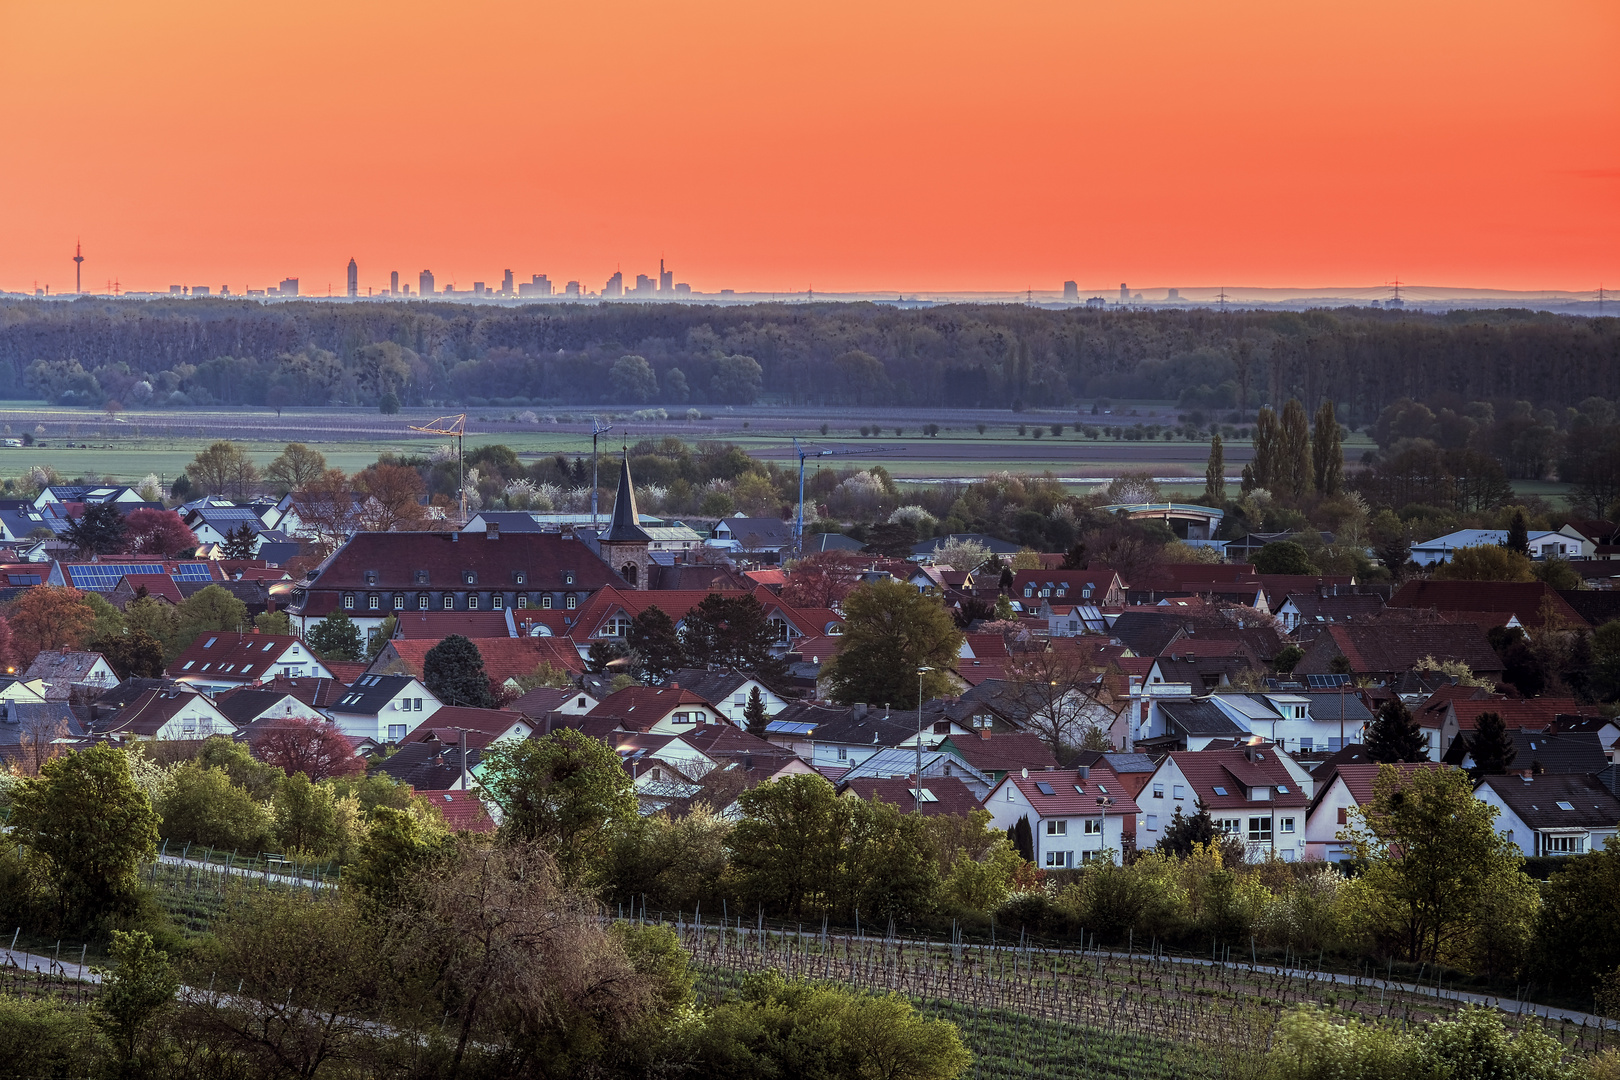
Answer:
[{"xmin": 915, "ymin": 666, "xmax": 932, "ymax": 814}]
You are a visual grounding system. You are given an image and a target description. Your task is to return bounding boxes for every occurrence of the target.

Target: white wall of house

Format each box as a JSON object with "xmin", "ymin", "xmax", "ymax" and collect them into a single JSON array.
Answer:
[
  {"xmin": 1142, "ymin": 757, "xmax": 1308, "ymax": 861},
  {"xmin": 1304, "ymin": 776, "xmax": 1361, "ymax": 861},
  {"xmin": 151, "ymin": 699, "xmax": 236, "ymax": 741},
  {"xmin": 983, "ymin": 778, "xmax": 1129, "ymax": 866},
  {"xmin": 1473, "ymin": 784, "xmax": 1619, "ymax": 858},
  {"xmin": 326, "ymin": 679, "xmax": 442, "ymax": 741}
]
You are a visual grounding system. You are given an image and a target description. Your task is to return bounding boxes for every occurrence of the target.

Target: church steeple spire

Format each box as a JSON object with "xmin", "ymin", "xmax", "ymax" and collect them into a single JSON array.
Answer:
[{"xmin": 604, "ymin": 449, "xmax": 650, "ymax": 543}]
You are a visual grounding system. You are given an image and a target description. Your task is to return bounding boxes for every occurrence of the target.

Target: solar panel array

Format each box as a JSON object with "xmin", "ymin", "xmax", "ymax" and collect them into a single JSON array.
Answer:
[
  {"xmin": 173, "ymin": 563, "xmax": 215, "ymax": 581},
  {"xmin": 65, "ymin": 563, "xmax": 168, "ymax": 591},
  {"xmin": 1305, "ymin": 674, "xmax": 1352, "ymax": 688},
  {"xmin": 766, "ymin": 720, "xmax": 817, "ymax": 735}
]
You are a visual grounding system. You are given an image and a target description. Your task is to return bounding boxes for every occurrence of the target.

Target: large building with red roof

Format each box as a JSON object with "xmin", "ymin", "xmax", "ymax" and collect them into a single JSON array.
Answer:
[{"xmin": 983, "ymin": 761, "xmax": 1142, "ymax": 866}]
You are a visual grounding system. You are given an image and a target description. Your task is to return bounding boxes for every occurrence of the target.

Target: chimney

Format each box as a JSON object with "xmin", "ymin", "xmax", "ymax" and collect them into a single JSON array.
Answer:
[
  {"xmin": 853, "ymin": 702, "xmax": 868, "ymax": 719},
  {"xmin": 978, "ymin": 727, "xmax": 991, "ymax": 740},
  {"xmin": 1077, "ymin": 765, "xmax": 1090, "ymax": 780},
  {"xmin": 486, "ymin": 521, "xmax": 499, "ymax": 539}
]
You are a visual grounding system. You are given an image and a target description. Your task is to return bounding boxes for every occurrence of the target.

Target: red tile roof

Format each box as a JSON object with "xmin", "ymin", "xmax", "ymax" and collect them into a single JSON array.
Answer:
[
  {"xmin": 1003, "ymin": 762, "xmax": 1142, "ymax": 817},
  {"xmin": 587, "ymin": 686, "xmax": 718, "ymax": 730},
  {"xmin": 121, "ymin": 573, "xmax": 184, "ymax": 605},
  {"xmin": 167, "ymin": 632, "xmax": 313, "ymax": 681},
  {"xmin": 381, "ymin": 636, "xmax": 583, "ymax": 682},
  {"xmin": 1301, "ymin": 622, "xmax": 1503, "ymax": 677},
  {"xmin": 843, "ymin": 775, "xmax": 984, "ymax": 817},
  {"xmin": 323, "ymin": 661, "xmax": 370, "ymax": 684},
  {"xmin": 1310, "ymin": 761, "xmax": 1445, "ymax": 812},
  {"xmin": 1388, "ymin": 580, "xmax": 1584, "ymax": 630},
  {"xmin": 393, "ymin": 611, "xmax": 514, "ymax": 639},
  {"xmin": 942, "ymin": 731, "xmax": 1059, "ymax": 774},
  {"xmin": 1165, "ymin": 747, "xmax": 1310, "ymax": 810},
  {"xmin": 431, "ymin": 789, "xmax": 495, "ymax": 833}
]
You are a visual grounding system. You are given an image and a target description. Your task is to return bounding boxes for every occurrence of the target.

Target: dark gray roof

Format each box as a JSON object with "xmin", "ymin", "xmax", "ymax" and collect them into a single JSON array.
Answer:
[
  {"xmin": 370, "ymin": 741, "xmax": 481, "ymax": 791},
  {"xmin": 1444, "ymin": 730, "xmax": 1608, "ymax": 775},
  {"xmin": 1158, "ymin": 699, "xmax": 1248, "ymax": 737},
  {"xmin": 1107, "ymin": 612, "xmax": 1188, "ymax": 657},
  {"xmin": 212, "ymin": 688, "xmax": 304, "ymax": 727},
  {"xmin": 256, "ymin": 541, "xmax": 301, "ymax": 565},
  {"xmin": 806, "ymin": 532, "xmax": 865, "ymax": 552},
  {"xmin": 770, "ymin": 701, "xmax": 921, "ymax": 746},
  {"xmin": 717, "ymin": 517, "xmax": 791, "ymax": 548},
  {"xmin": 1297, "ymin": 691, "xmax": 1375, "ymax": 724},
  {"xmin": 1557, "ymin": 590, "xmax": 1620, "ymax": 629},
  {"xmin": 466, "ymin": 512, "xmax": 548, "ymax": 533},
  {"xmin": 1478, "ymin": 772, "xmax": 1620, "ymax": 830},
  {"xmin": 668, "ymin": 668, "xmax": 751, "ymax": 706},
  {"xmin": 329, "ymin": 673, "xmax": 418, "ymax": 714},
  {"xmin": 605, "ymin": 454, "xmax": 651, "ymax": 543},
  {"xmin": 0, "ymin": 700, "xmax": 84, "ymax": 743}
]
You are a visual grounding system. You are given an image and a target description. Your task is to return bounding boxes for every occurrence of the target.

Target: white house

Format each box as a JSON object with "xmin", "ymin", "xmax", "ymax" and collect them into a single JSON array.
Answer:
[
  {"xmin": 1411, "ymin": 529, "xmax": 1579, "ymax": 567},
  {"xmin": 1304, "ymin": 762, "xmax": 1441, "ymax": 861},
  {"xmin": 324, "ymin": 673, "xmax": 442, "ymax": 742},
  {"xmin": 983, "ymin": 763, "xmax": 1142, "ymax": 867},
  {"xmin": 1140, "ymin": 746, "xmax": 1311, "ymax": 861},
  {"xmin": 1474, "ymin": 773, "xmax": 1620, "ymax": 858},
  {"xmin": 96, "ymin": 686, "xmax": 236, "ymax": 741},
  {"xmin": 167, "ymin": 633, "xmax": 334, "ymax": 693}
]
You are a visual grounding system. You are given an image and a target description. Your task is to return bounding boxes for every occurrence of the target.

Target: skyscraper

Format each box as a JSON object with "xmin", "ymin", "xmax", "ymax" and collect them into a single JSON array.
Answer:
[
  {"xmin": 604, "ymin": 271, "xmax": 623, "ymax": 297},
  {"xmin": 1063, "ymin": 280, "xmax": 1078, "ymax": 302},
  {"xmin": 634, "ymin": 274, "xmax": 654, "ymax": 295},
  {"xmin": 420, "ymin": 270, "xmax": 435, "ymax": 296},
  {"xmin": 501, "ymin": 269, "xmax": 514, "ymax": 296},
  {"xmin": 565, "ymin": 280, "xmax": 581, "ymax": 298},
  {"xmin": 279, "ymin": 278, "xmax": 299, "ymax": 297},
  {"xmin": 347, "ymin": 258, "xmax": 358, "ymax": 297},
  {"xmin": 659, "ymin": 258, "xmax": 673, "ymax": 294},
  {"xmin": 390, "ymin": 270, "xmax": 399, "ymax": 296},
  {"xmin": 1119, "ymin": 283, "xmax": 1129, "ymax": 304}
]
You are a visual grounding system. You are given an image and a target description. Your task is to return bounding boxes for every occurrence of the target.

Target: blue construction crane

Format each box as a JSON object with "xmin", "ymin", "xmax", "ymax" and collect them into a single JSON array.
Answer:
[{"xmin": 792, "ymin": 438, "xmax": 899, "ymax": 557}]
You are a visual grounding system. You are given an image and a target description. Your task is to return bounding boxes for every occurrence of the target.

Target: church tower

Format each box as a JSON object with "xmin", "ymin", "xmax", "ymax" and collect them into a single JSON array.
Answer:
[{"xmin": 598, "ymin": 451, "xmax": 651, "ymax": 590}]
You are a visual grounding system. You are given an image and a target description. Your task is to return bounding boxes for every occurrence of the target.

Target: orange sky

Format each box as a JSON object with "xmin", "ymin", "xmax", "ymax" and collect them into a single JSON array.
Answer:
[{"xmin": 2, "ymin": 0, "xmax": 1616, "ymax": 296}]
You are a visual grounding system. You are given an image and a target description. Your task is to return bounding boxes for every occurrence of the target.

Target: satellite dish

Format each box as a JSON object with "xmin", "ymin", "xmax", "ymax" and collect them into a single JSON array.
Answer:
[{"xmin": 1021, "ymin": 767, "xmax": 1028, "ymax": 779}]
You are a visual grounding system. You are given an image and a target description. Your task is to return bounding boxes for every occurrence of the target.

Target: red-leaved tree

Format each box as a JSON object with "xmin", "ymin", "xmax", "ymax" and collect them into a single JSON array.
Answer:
[
  {"xmin": 779, "ymin": 550, "xmax": 869, "ymax": 609},
  {"xmin": 126, "ymin": 508, "xmax": 199, "ymax": 556},
  {"xmin": 252, "ymin": 717, "xmax": 366, "ymax": 780}
]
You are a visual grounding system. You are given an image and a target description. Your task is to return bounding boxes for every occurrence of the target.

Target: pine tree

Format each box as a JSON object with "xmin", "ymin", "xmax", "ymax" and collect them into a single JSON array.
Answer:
[
  {"xmin": 1468, "ymin": 712, "xmax": 1517, "ymax": 781},
  {"xmin": 1202, "ymin": 434, "xmax": 1226, "ymax": 507},
  {"xmin": 423, "ymin": 634, "xmax": 494, "ymax": 708},
  {"xmin": 1277, "ymin": 399, "xmax": 1314, "ymax": 499},
  {"xmin": 221, "ymin": 522, "xmax": 258, "ymax": 560},
  {"xmin": 1009, "ymin": 815, "xmax": 1035, "ymax": 862},
  {"xmin": 1504, "ymin": 508, "xmax": 1530, "ymax": 556},
  {"xmin": 305, "ymin": 612, "xmax": 361, "ymax": 662},
  {"xmin": 627, "ymin": 605, "xmax": 685, "ymax": 683},
  {"xmin": 1365, "ymin": 699, "xmax": 1428, "ymax": 763},
  {"xmin": 1312, "ymin": 400, "xmax": 1344, "ymax": 496},
  {"xmin": 743, "ymin": 685, "xmax": 769, "ymax": 737},
  {"xmin": 1252, "ymin": 407, "xmax": 1279, "ymax": 489}
]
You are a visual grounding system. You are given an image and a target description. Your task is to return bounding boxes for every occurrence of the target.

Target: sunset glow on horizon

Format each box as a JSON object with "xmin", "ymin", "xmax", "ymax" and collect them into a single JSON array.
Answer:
[{"xmin": 2, "ymin": 0, "xmax": 1616, "ymax": 296}]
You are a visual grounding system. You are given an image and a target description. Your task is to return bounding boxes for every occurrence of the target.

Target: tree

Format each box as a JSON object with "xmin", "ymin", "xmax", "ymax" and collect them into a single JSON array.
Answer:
[
  {"xmin": 1588, "ymin": 619, "xmax": 1620, "ymax": 702},
  {"xmin": 255, "ymin": 610, "xmax": 291, "ymax": 636},
  {"xmin": 1504, "ymin": 507, "xmax": 1531, "ymax": 556},
  {"xmin": 8, "ymin": 744, "xmax": 160, "ymax": 927},
  {"xmin": 610, "ymin": 354, "xmax": 659, "ymax": 403},
  {"xmin": 862, "ymin": 520, "xmax": 918, "ymax": 558},
  {"xmin": 1312, "ymin": 400, "xmax": 1344, "ymax": 496},
  {"xmin": 679, "ymin": 593, "xmax": 787, "ymax": 687},
  {"xmin": 1468, "ymin": 712, "xmax": 1517, "ymax": 781},
  {"xmin": 99, "ymin": 628, "xmax": 166, "ymax": 678},
  {"xmin": 125, "ymin": 507, "xmax": 197, "ymax": 555},
  {"xmin": 743, "ymin": 685, "xmax": 769, "ymax": 737},
  {"xmin": 92, "ymin": 930, "xmax": 180, "ymax": 1069},
  {"xmin": 1251, "ymin": 406, "xmax": 1279, "ymax": 489},
  {"xmin": 6, "ymin": 585, "xmax": 96, "ymax": 664},
  {"xmin": 1364, "ymin": 698, "xmax": 1428, "ymax": 763},
  {"xmin": 626, "ymin": 605, "xmax": 685, "ymax": 682},
  {"xmin": 479, "ymin": 729, "xmax": 638, "ymax": 888},
  {"xmin": 423, "ymin": 633, "xmax": 494, "ymax": 707},
  {"xmin": 1274, "ymin": 644, "xmax": 1305, "ymax": 674},
  {"xmin": 154, "ymin": 762, "xmax": 274, "ymax": 851},
  {"xmin": 1433, "ymin": 545, "xmax": 1535, "ymax": 582},
  {"xmin": 1003, "ymin": 648, "xmax": 1108, "ymax": 754},
  {"xmin": 364, "ymin": 613, "xmax": 395, "ymax": 661},
  {"xmin": 1342, "ymin": 765, "xmax": 1527, "ymax": 963},
  {"xmin": 354, "ymin": 462, "xmax": 429, "ymax": 531},
  {"xmin": 710, "ymin": 354, "xmax": 763, "ymax": 404},
  {"xmin": 1532, "ymin": 556, "xmax": 1582, "ymax": 591},
  {"xmin": 264, "ymin": 442, "xmax": 328, "ymax": 495},
  {"xmin": 1534, "ymin": 837, "xmax": 1620, "ymax": 995},
  {"xmin": 125, "ymin": 596, "xmax": 183, "ymax": 659},
  {"xmin": 186, "ymin": 440, "xmax": 259, "ymax": 498},
  {"xmin": 1276, "ymin": 398, "xmax": 1314, "ymax": 499},
  {"xmin": 305, "ymin": 611, "xmax": 363, "ymax": 663},
  {"xmin": 823, "ymin": 579, "xmax": 963, "ymax": 707},
  {"xmin": 290, "ymin": 467, "xmax": 359, "ymax": 556},
  {"xmin": 63, "ymin": 502, "xmax": 128, "ymax": 555},
  {"xmin": 932, "ymin": 536, "xmax": 992, "ymax": 574},
  {"xmin": 1058, "ymin": 542, "xmax": 1088, "ymax": 570},
  {"xmin": 1202, "ymin": 434, "xmax": 1226, "ymax": 507},
  {"xmin": 175, "ymin": 583, "xmax": 249, "ymax": 645},
  {"xmin": 253, "ymin": 717, "xmax": 367, "ymax": 781},
  {"xmin": 220, "ymin": 521, "xmax": 258, "ymax": 559},
  {"xmin": 1253, "ymin": 540, "xmax": 1317, "ymax": 575},
  {"xmin": 779, "ymin": 550, "xmax": 867, "ymax": 608},
  {"xmin": 378, "ymin": 389, "xmax": 400, "ymax": 414},
  {"xmin": 1009, "ymin": 815, "xmax": 1034, "ymax": 862},
  {"xmin": 1370, "ymin": 509, "xmax": 1412, "ymax": 573}
]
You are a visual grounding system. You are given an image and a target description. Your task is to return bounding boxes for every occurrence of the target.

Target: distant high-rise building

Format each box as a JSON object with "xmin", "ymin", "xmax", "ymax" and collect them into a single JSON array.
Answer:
[
  {"xmin": 390, "ymin": 270, "xmax": 399, "ymax": 296},
  {"xmin": 419, "ymin": 270, "xmax": 435, "ymax": 296},
  {"xmin": 519, "ymin": 274, "xmax": 552, "ymax": 298},
  {"xmin": 279, "ymin": 278, "xmax": 299, "ymax": 297},
  {"xmin": 473, "ymin": 282, "xmax": 485, "ymax": 296},
  {"xmin": 634, "ymin": 274, "xmax": 654, "ymax": 295},
  {"xmin": 346, "ymin": 258, "xmax": 358, "ymax": 297},
  {"xmin": 73, "ymin": 240, "xmax": 84, "ymax": 294},
  {"xmin": 604, "ymin": 271, "xmax": 623, "ymax": 297},
  {"xmin": 565, "ymin": 280, "xmax": 581, "ymax": 298},
  {"xmin": 1167, "ymin": 288, "xmax": 1180, "ymax": 301},
  {"xmin": 675, "ymin": 282, "xmax": 691, "ymax": 296},
  {"xmin": 1063, "ymin": 280, "xmax": 1078, "ymax": 302},
  {"xmin": 1119, "ymin": 283, "xmax": 1128, "ymax": 304},
  {"xmin": 169, "ymin": 285, "xmax": 183, "ymax": 295},
  {"xmin": 501, "ymin": 269, "xmax": 514, "ymax": 296},
  {"xmin": 192, "ymin": 285, "xmax": 211, "ymax": 297},
  {"xmin": 659, "ymin": 259, "xmax": 673, "ymax": 294}
]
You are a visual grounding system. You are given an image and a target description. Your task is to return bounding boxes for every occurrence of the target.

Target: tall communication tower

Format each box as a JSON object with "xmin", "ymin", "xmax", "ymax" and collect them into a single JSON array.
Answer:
[{"xmin": 73, "ymin": 241, "xmax": 84, "ymax": 294}]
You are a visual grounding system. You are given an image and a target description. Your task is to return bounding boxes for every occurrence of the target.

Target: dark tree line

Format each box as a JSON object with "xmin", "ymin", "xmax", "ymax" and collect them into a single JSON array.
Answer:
[{"xmin": 2, "ymin": 297, "xmax": 1616, "ymax": 417}]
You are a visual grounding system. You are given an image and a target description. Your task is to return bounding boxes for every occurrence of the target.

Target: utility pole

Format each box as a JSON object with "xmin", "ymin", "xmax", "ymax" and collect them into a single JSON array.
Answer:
[
  {"xmin": 590, "ymin": 418, "xmax": 613, "ymax": 531},
  {"xmin": 915, "ymin": 667, "xmax": 932, "ymax": 814}
]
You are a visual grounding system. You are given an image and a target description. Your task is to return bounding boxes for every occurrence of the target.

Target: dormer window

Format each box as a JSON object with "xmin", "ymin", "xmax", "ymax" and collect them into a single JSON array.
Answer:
[
  {"xmin": 515, "ymin": 571, "xmax": 526, "ymax": 585},
  {"xmin": 416, "ymin": 570, "xmax": 429, "ymax": 584},
  {"xmin": 464, "ymin": 571, "xmax": 477, "ymax": 585},
  {"xmin": 492, "ymin": 594, "xmax": 504, "ymax": 610},
  {"xmin": 566, "ymin": 594, "xmax": 577, "ymax": 609},
  {"xmin": 564, "ymin": 571, "xmax": 575, "ymax": 585},
  {"xmin": 468, "ymin": 595, "xmax": 479, "ymax": 610},
  {"xmin": 517, "ymin": 595, "xmax": 528, "ymax": 609},
  {"xmin": 443, "ymin": 595, "xmax": 454, "ymax": 610},
  {"xmin": 419, "ymin": 595, "xmax": 430, "ymax": 610},
  {"xmin": 393, "ymin": 594, "xmax": 404, "ymax": 610},
  {"xmin": 542, "ymin": 595, "xmax": 553, "ymax": 609},
  {"xmin": 368, "ymin": 595, "xmax": 380, "ymax": 610},
  {"xmin": 365, "ymin": 571, "xmax": 378, "ymax": 585},
  {"xmin": 343, "ymin": 595, "xmax": 355, "ymax": 610}
]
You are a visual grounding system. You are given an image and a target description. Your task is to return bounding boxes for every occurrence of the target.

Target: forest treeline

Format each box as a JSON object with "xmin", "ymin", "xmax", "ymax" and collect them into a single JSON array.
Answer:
[{"xmin": 2, "ymin": 298, "xmax": 1617, "ymax": 420}]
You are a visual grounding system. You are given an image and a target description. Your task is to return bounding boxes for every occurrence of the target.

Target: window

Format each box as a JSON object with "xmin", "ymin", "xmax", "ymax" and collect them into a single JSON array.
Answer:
[
  {"xmin": 1212, "ymin": 785, "xmax": 1228, "ymax": 796},
  {"xmin": 344, "ymin": 594, "xmax": 355, "ymax": 610},
  {"xmin": 1152, "ymin": 784, "xmax": 1164, "ymax": 799},
  {"xmin": 837, "ymin": 746, "xmax": 848, "ymax": 761},
  {"xmin": 566, "ymin": 595, "xmax": 577, "ymax": 610},
  {"xmin": 1044, "ymin": 850, "xmax": 1071, "ymax": 868},
  {"xmin": 515, "ymin": 572, "xmax": 526, "ymax": 585},
  {"xmin": 517, "ymin": 595, "xmax": 528, "ymax": 609},
  {"xmin": 492, "ymin": 594, "xmax": 504, "ymax": 610},
  {"xmin": 1299, "ymin": 737, "xmax": 1313, "ymax": 751},
  {"xmin": 1035, "ymin": 781, "xmax": 1056, "ymax": 796},
  {"xmin": 464, "ymin": 571, "xmax": 477, "ymax": 584},
  {"xmin": 1294, "ymin": 706, "xmax": 1306, "ymax": 719},
  {"xmin": 1080, "ymin": 850, "xmax": 1104, "ymax": 863},
  {"xmin": 1276, "ymin": 784, "xmax": 1289, "ymax": 794},
  {"xmin": 1173, "ymin": 785, "xmax": 1185, "ymax": 799},
  {"xmin": 1216, "ymin": 818, "xmax": 1241, "ymax": 834},
  {"xmin": 1046, "ymin": 819, "xmax": 1067, "ymax": 836},
  {"xmin": 443, "ymin": 595, "xmax": 454, "ymax": 610},
  {"xmin": 369, "ymin": 595, "xmax": 380, "ymax": 610},
  {"xmin": 387, "ymin": 724, "xmax": 406, "ymax": 740},
  {"xmin": 1337, "ymin": 807, "xmax": 1348, "ymax": 825},
  {"xmin": 393, "ymin": 594, "xmax": 404, "ymax": 610},
  {"xmin": 418, "ymin": 595, "xmax": 430, "ymax": 610},
  {"xmin": 416, "ymin": 570, "xmax": 429, "ymax": 584},
  {"xmin": 1006, "ymin": 786, "xmax": 1015, "ymax": 801},
  {"xmin": 1084, "ymin": 819, "xmax": 1102, "ymax": 834},
  {"xmin": 564, "ymin": 572, "xmax": 575, "ymax": 585},
  {"xmin": 672, "ymin": 712, "xmax": 693, "ymax": 724},
  {"xmin": 1248, "ymin": 817, "xmax": 1272, "ymax": 842},
  {"xmin": 1548, "ymin": 835, "xmax": 1584, "ymax": 854},
  {"xmin": 1280, "ymin": 817, "xmax": 1295, "ymax": 833},
  {"xmin": 468, "ymin": 595, "xmax": 479, "ymax": 610},
  {"xmin": 1146, "ymin": 814, "xmax": 1159, "ymax": 831},
  {"xmin": 542, "ymin": 595, "xmax": 553, "ymax": 609},
  {"xmin": 1556, "ymin": 800, "xmax": 1575, "ymax": 811}
]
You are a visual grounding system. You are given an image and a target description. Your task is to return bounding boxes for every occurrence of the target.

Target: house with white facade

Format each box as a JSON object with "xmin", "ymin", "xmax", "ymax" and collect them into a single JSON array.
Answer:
[
  {"xmin": 984, "ymin": 762, "xmax": 1142, "ymax": 867},
  {"xmin": 1474, "ymin": 773, "xmax": 1620, "ymax": 858},
  {"xmin": 1141, "ymin": 745, "xmax": 1311, "ymax": 861},
  {"xmin": 324, "ymin": 673, "xmax": 442, "ymax": 742},
  {"xmin": 167, "ymin": 633, "xmax": 334, "ymax": 693},
  {"xmin": 1304, "ymin": 762, "xmax": 1441, "ymax": 861}
]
